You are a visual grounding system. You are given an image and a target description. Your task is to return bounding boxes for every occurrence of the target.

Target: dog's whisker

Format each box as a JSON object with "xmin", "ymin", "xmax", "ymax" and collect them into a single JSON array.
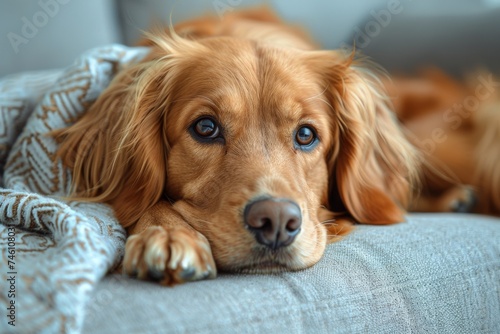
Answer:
[
  {"xmin": 303, "ymin": 85, "xmax": 329, "ymax": 104},
  {"xmin": 193, "ymin": 219, "xmax": 214, "ymax": 226}
]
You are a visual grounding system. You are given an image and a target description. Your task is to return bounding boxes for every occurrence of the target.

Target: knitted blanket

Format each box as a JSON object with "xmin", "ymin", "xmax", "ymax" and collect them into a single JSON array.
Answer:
[{"xmin": 0, "ymin": 45, "xmax": 149, "ymax": 334}]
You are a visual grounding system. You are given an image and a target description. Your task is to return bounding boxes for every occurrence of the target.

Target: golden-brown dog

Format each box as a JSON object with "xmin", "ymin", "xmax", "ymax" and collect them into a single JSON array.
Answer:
[
  {"xmin": 386, "ymin": 69, "xmax": 500, "ymax": 215},
  {"xmin": 54, "ymin": 8, "xmax": 498, "ymax": 285}
]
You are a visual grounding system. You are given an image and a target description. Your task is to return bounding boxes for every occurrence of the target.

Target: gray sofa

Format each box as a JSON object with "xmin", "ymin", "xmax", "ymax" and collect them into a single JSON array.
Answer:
[
  {"xmin": 1, "ymin": 1, "xmax": 499, "ymax": 333},
  {"xmin": 83, "ymin": 214, "xmax": 500, "ymax": 333}
]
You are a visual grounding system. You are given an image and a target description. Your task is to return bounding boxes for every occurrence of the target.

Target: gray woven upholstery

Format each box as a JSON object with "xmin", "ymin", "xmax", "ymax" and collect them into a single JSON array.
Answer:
[{"xmin": 83, "ymin": 214, "xmax": 500, "ymax": 334}]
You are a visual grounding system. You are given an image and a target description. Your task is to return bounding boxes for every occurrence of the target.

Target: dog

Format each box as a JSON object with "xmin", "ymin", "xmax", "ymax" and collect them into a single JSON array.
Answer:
[
  {"xmin": 385, "ymin": 69, "xmax": 500, "ymax": 215},
  {"xmin": 53, "ymin": 8, "xmax": 498, "ymax": 285}
]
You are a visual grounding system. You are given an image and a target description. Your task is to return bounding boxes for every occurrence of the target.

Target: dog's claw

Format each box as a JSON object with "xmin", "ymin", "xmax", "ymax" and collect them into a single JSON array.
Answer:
[
  {"xmin": 180, "ymin": 267, "xmax": 196, "ymax": 280},
  {"xmin": 148, "ymin": 269, "xmax": 165, "ymax": 281},
  {"xmin": 450, "ymin": 186, "xmax": 477, "ymax": 213},
  {"xmin": 123, "ymin": 226, "xmax": 217, "ymax": 285}
]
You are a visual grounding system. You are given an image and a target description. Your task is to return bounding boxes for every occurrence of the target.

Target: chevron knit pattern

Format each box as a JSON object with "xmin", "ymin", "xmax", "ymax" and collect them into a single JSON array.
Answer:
[{"xmin": 0, "ymin": 45, "xmax": 149, "ymax": 334}]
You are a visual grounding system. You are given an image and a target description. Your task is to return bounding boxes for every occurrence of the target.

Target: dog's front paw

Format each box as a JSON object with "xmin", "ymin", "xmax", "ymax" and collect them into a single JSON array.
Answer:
[{"xmin": 123, "ymin": 226, "xmax": 216, "ymax": 285}]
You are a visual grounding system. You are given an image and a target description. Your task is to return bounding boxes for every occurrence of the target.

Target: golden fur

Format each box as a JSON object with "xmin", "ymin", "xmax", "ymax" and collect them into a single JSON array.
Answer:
[
  {"xmin": 53, "ymin": 8, "xmax": 500, "ymax": 285},
  {"xmin": 385, "ymin": 69, "xmax": 500, "ymax": 215}
]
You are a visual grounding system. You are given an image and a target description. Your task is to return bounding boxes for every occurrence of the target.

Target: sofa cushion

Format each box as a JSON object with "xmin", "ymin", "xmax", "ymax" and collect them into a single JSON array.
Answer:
[
  {"xmin": 359, "ymin": 8, "xmax": 500, "ymax": 75},
  {"xmin": 83, "ymin": 213, "xmax": 500, "ymax": 333},
  {"xmin": 0, "ymin": 0, "xmax": 122, "ymax": 77}
]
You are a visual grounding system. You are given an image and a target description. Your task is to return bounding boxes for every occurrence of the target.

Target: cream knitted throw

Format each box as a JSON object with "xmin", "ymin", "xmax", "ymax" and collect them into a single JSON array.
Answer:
[{"xmin": 0, "ymin": 45, "xmax": 148, "ymax": 334}]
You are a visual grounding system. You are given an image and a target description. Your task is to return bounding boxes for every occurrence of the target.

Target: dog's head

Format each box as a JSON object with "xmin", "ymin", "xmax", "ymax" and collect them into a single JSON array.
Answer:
[{"xmin": 58, "ymin": 32, "xmax": 417, "ymax": 272}]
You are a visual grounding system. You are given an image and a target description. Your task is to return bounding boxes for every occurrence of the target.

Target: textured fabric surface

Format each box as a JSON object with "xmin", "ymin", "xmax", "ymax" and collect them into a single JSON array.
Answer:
[
  {"xmin": 0, "ymin": 0, "xmax": 122, "ymax": 77},
  {"xmin": 83, "ymin": 214, "xmax": 500, "ymax": 334},
  {"xmin": 0, "ymin": 45, "xmax": 148, "ymax": 334},
  {"xmin": 360, "ymin": 8, "xmax": 500, "ymax": 75}
]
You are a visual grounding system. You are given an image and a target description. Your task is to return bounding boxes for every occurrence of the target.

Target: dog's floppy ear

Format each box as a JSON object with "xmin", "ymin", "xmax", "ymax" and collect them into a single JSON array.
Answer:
[
  {"xmin": 54, "ymin": 61, "xmax": 170, "ymax": 228},
  {"xmin": 55, "ymin": 33, "xmax": 196, "ymax": 228},
  {"xmin": 310, "ymin": 51, "xmax": 419, "ymax": 224}
]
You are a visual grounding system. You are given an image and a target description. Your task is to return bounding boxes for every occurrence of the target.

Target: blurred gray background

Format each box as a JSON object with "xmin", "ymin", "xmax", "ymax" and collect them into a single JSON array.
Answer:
[{"xmin": 1, "ymin": 0, "xmax": 500, "ymax": 77}]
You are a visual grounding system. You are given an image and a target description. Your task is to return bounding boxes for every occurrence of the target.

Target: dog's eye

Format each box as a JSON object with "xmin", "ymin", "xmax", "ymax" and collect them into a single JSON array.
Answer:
[
  {"xmin": 295, "ymin": 126, "xmax": 318, "ymax": 150},
  {"xmin": 195, "ymin": 118, "xmax": 219, "ymax": 137},
  {"xmin": 190, "ymin": 117, "xmax": 223, "ymax": 143}
]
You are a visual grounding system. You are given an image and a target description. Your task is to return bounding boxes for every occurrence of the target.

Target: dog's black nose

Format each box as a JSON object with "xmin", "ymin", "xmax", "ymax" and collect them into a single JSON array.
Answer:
[{"xmin": 244, "ymin": 198, "xmax": 301, "ymax": 249}]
